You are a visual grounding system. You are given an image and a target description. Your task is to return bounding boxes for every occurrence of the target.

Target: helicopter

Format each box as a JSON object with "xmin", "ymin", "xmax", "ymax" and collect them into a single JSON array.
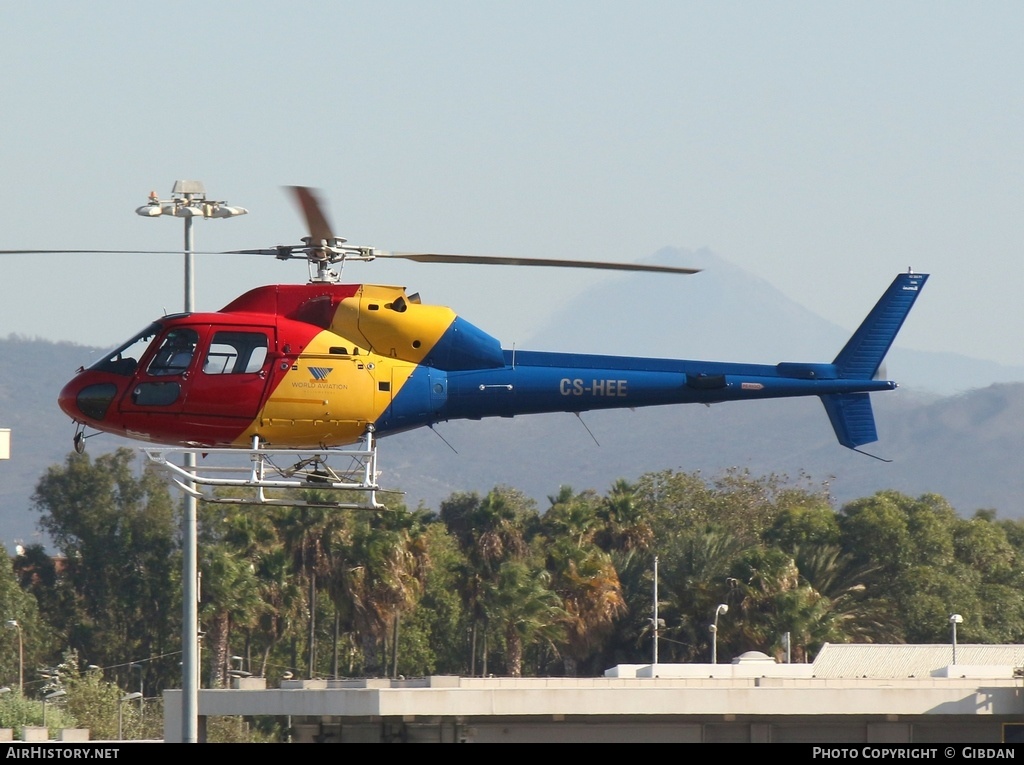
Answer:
[{"xmin": 51, "ymin": 187, "xmax": 927, "ymax": 507}]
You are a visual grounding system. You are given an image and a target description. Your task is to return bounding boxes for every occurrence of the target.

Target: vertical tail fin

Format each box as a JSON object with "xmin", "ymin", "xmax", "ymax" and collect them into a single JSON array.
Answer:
[
  {"xmin": 832, "ymin": 271, "xmax": 928, "ymax": 380},
  {"xmin": 822, "ymin": 271, "xmax": 928, "ymax": 449}
]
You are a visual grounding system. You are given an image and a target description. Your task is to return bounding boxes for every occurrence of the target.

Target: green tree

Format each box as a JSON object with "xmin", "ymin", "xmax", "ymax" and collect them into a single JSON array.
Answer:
[
  {"xmin": 953, "ymin": 517, "xmax": 1016, "ymax": 585},
  {"xmin": 213, "ymin": 505, "xmax": 301, "ymax": 679},
  {"xmin": 728, "ymin": 546, "xmax": 804, "ymax": 658},
  {"xmin": 271, "ymin": 502, "xmax": 337, "ymax": 679},
  {"xmin": 11, "ymin": 543, "xmax": 63, "ymax": 631},
  {"xmin": 839, "ymin": 491, "xmax": 978, "ymax": 643},
  {"xmin": 636, "ymin": 468, "xmax": 830, "ymax": 549},
  {"xmin": 657, "ymin": 531, "xmax": 748, "ymax": 663},
  {"xmin": 440, "ymin": 487, "xmax": 537, "ymax": 675},
  {"xmin": 765, "ymin": 504, "xmax": 842, "ymax": 551},
  {"xmin": 481, "ymin": 561, "xmax": 566, "ymax": 677},
  {"xmin": 31, "ymin": 449, "xmax": 180, "ymax": 693},
  {"xmin": 789, "ymin": 543, "xmax": 899, "ymax": 658},
  {"xmin": 200, "ymin": 543, "xmax": 266, "ymax": 687},
  {"xmin": 594, "ymin": 479, "xmax": 653, "ymax": 553},
  {"xmin": 312, "ymin": 502, "xmax": 433, "ymax": 678},
  {"xmin": 397, "ymin": 522, "xmax": 465, "ymax": 676},
  {"xmin": 55, "ymin": 652, "xmax": 122, "ymax": 740},
  {"xmin": 0, "ymin": 547, "xmax": 46, "ymax": 693},
  {"xmin": 540, "ymin": 488, "xmax": 625, "ymax": 676},
  {"xmin": 0, "ymin": 691, "xmax": 66, "ymax": 737}
]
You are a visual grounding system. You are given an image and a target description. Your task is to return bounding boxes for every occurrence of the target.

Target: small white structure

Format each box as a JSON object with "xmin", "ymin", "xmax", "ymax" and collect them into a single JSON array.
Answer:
[{"xmin": 609, "ymin": 650, "xmax": 814, "ymax": 679}]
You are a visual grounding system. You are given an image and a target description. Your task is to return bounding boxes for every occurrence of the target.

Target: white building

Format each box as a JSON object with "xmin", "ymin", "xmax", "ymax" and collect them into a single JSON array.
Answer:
[{"xmin": 163, "ymin": 643, "xmax": 1024, "ymax": 743}]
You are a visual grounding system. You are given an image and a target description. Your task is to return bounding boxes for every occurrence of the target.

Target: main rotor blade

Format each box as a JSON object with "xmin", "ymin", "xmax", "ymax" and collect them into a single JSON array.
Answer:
[
  {"xmin": 225, "ymin": 247, "xmax": 303, "ymax": 258},
  {"xmin": 0, "ymin": 249, "xmax": 203, "ymax": 255},
  {"xmin": 287, "ymin": 186, "xmax": 335, "ymax": 245},
  {"xmin": 0, "ymin": 247, "xmax": 701, "ymax": 275},
  {"xmin": 381, "ymin": 251, "xmax": 701, "ymax": 275}
]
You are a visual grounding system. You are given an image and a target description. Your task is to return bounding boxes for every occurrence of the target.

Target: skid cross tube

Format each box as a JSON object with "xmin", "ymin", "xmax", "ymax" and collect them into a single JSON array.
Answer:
[{"xmin": 144, "ymin": 428, "xmax": 385, "ymax": 508}]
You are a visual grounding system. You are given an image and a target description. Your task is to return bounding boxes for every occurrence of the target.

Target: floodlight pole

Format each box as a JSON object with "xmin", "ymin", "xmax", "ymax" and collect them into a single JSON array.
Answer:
[
  {"xmin": 136, "ymin": 182, "xmax": 247, "ymax": 743},
  {"xmin": 182, "ymin": 206, "xmax": 199, "ymax": 744},
  {"xmin": 652, "ymin": 556, "xmax": 659, "ymax": 668}
]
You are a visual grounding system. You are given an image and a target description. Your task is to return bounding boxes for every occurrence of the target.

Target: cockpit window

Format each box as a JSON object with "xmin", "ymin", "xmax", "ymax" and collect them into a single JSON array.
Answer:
[
  {"xmin": 87, "ymin": 323, "xmax": 160, "ymax": 376},
  {"xmin": 147, "ymin": 328, "xmax": 200, "ymax": 376},
  {"xmin": 203, "ymin": 331, "xmax": 269, "ymax": 375}
]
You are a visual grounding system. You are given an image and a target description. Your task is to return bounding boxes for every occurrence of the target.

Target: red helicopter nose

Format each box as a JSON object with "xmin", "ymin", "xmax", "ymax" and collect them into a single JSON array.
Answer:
[{"xmin": 58, "ymin": 374, "xmax": 120, "ymax": 425}]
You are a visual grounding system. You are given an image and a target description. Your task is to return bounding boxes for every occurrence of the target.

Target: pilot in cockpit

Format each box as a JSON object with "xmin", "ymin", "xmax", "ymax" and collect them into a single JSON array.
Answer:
[{"xmin": 147, "ymin": 329, "xmax": 198, "ymax": 376}]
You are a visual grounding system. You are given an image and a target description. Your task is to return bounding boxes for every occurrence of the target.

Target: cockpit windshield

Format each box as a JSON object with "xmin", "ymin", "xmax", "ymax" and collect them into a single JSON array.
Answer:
[{"xmin": 87, "ymin": 323, "xmax": 161, "ymax": 376}]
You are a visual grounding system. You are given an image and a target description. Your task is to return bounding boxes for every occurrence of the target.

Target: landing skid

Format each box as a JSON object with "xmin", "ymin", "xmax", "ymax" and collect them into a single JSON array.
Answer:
[{"xmin": 143, "ymin": 429, "xmax": 390, "ymax": 509}]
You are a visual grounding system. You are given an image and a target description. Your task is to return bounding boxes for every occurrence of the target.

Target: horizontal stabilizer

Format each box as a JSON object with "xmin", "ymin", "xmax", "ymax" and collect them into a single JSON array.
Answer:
[
  {"xmin": 821, "ymin": 393, "xmax": 877, "ymax": 448},
  {"xmin": 833, "ymin": 272, "xmax": 928, "ymax": 379}
]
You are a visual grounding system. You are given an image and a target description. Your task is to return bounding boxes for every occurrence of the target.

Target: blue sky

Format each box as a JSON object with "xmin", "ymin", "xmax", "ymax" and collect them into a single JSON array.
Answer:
[{"xmin": 1, "ymin": 2, "xmax": 1021, "ymax": 367}]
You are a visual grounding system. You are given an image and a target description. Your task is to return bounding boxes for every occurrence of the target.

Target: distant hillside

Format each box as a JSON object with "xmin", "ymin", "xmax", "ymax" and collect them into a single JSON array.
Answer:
[
  {"xmin": 0, "ymin": 337, "xmax": 120, "ymax": 548},
  {"xmin": 2, "ymin": 257, "xmax": 1021, "ymax": 550}
]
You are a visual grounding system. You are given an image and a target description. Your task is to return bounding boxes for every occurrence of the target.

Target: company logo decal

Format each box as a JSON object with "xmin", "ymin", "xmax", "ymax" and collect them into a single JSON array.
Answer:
[{"xmin": 291, "ymin": 365, "xmax": 349, "ymax": 391}]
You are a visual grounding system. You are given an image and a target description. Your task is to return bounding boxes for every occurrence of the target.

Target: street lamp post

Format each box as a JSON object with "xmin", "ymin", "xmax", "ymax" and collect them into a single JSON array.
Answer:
[
  {"xmin": 950, "ymin": 613, "xmax": 963, "ymax": 665},
  {"xmin": 43, "ymin": 689, "xmax": 66, "ymax": 730},
  {"xmin": 118, "ymin": 692, "xmax": 142, "ymax": 740},
  {"xmin": 5, "ymin": 620, "xmax": 22, "ymax": 693},
  {"xmin": 130, "ymin": 662, "xmax": 145, "ymax": 724},
  {"xmin": 129, "ymin": 662, "xmax": 144, "ymax": 698},
  {"xmin": 228, "ymin": 655, "xmax": 253, "ymax": 685},
  {"xmin": 710, "ymin": 604, "xmax": 729, "ymax": 664},
  {"xmin": 136, "ymin": 181, "xmax": 247, "ymax": 744}
]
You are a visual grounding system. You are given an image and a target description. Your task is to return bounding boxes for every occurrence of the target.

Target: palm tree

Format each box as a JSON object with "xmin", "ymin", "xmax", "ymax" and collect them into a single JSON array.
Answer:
[
  {"xmin": 658, "ymin": 531, "xmax": 748, "ymax": 663},
  {"xmin": 541, "ymin": 488, "xmax": 626, "ymax": 676},
  {"xmin": 200, "ymin": 544, "xmax": 265, "ymax": 687},
  {"xmin": 329, "ymin": 505, "xmax": 431, "ymax": 676},
  {"xmin": 547, "ymin": 540, "xmax": 625, "ymax": 675},
  {"xmin": 252, "ymin": 545, "xmax": 306, "ymax": 679},
  {"xmin": 790, "ymin": 543, "xmax": 899, "ymax": 656},
  {"xmin": 595, "ymin": 480, "xmax": 654, "ymax": 553},
  {"xmin": 440, "ymin": 488, "xmax": 536, "ymax": 675},
  {"xmin": 730, "ymin": 546, "xmax": 809, "ymax": 658},
  {"xmin": 270, "ymin": 499, "xmax": 341, "ymax": 677},
  {"xmin": 210, "ymin": 502, "xmax": 299, "ymax": 679},
  {"xmin": 482, "ymin": 561, "xmax": 567, "ymax": 677}
]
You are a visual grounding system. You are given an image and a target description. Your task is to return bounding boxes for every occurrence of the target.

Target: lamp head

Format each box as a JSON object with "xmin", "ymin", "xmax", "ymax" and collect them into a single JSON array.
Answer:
[{"xmin": 950, "ymin": 613, "xmax": 963, "ymax": 625}]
